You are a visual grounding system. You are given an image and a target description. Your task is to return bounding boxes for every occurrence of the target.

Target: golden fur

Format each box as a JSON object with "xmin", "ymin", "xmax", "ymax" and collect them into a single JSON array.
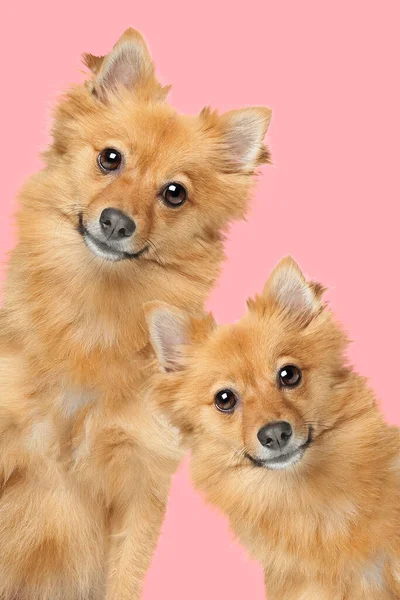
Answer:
[
  {"xmin": 147, "ymin": 257, "xmax": 400, "ymax": 599},
  {"xmin": 0, "ymin": 28, "xmax": 271, "ymax": 600}
]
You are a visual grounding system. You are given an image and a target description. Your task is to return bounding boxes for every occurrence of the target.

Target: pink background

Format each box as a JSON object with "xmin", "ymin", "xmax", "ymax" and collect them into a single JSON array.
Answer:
[{"xmin": 1, "ymin": 1, "xmax": 399, "ymax": 598}]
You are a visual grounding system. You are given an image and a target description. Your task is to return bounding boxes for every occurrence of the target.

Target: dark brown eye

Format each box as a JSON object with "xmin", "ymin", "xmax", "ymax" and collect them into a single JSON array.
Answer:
[
  {"xmin": 278, "ymin": 365, "xmax": 302, "ymax": 388},
  {"xmin": 162, "ymin": 182, "xmax": 187, "ymax": 207},
  {"xmin": 98, "ymin": 148, "xmax": 122, "ymax": 172},
  {"xmin": 214, "ymin": 389, "xmax": 238, "ymax": 413}
]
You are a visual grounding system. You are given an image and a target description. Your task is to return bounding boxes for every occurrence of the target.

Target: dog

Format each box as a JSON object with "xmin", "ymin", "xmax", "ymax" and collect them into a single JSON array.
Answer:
[
  {"xmin": 147, "ymin": 256, "xmax": 400, "ymax": 599},
  {"xmin": 0, "ymin": 28, "xmax": 272, "ymax": 600}
]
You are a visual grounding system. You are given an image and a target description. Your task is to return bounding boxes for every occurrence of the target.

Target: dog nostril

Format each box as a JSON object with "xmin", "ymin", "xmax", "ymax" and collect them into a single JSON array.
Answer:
[
  {"xmin": 257, "ymin": 421, "xmax": 293, "ymax": 449},
  {"xmin": 99, "ymin": 208, "xmax": 136, "ymax": 240}
]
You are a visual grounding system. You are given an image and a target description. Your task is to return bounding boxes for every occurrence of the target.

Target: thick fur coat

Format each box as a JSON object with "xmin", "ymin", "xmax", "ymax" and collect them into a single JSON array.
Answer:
[
  {"xmin": 0, "ymin": 28, "xmax": 271, "ymax": 600},
  {"xmin": 148, "ymin": 257, "xmax": 400, "ymax": 600}
]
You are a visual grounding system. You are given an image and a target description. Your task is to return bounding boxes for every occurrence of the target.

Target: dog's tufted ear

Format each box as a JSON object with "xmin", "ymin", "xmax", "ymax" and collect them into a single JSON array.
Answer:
[
  {"xmin": 145, "ymin": 302, "xmax": 215, "ymax": 372},
  {"xmin": 145, "ymin": 302, "xmax": 190, "ymax": 373},
  {"xmin": 83, "ymin": 28, "xmax": 168, "ymax": 101},
  {"xmin": 221, "ymin": 107, "xmax": 272, "ymax": 169},
  {"xmin": 201, "ymin": 106, "xmax": 272, "ymax": 171},
  {"xmin": 259, "ymin": 256, "xmax": 325, "ymax": 322}
]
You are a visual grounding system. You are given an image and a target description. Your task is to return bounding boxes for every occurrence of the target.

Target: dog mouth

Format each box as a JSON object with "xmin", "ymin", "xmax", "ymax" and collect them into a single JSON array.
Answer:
[
  {"xmin": 245, "ymin": 428, "xmax": 313, "ymax": 470},
  {"xmin": 78, "ymin": 214, "xmax": 149, "ymax": 262}
]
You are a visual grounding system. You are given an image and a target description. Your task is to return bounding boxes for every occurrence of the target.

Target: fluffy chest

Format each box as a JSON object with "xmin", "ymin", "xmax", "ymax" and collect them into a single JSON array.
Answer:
[
  {"xmin": 242, "ymin": 514, "xmax": 392, "ymax": 598},
  {"xmin": 61, "ymin": 387, "xmax": 97, "ymax": 418}
]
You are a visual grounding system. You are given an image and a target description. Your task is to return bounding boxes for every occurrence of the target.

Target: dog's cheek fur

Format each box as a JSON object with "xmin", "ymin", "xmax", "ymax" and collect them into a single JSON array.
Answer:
[{"xmin": 150, "ymin": 372, "xmax": 197, "ymax": 441}]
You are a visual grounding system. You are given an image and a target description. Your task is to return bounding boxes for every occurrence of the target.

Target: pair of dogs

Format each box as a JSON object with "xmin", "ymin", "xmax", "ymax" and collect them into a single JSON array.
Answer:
[{"xmin": 0, "ymin": 27, "xmax": 398, "ymax": 600}]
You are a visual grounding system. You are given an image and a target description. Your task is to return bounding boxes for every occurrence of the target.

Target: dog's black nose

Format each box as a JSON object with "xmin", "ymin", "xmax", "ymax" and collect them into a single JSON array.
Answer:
[
  {"xmin": 257, "ymin": 421, "xmax": 293, "ymax": 449},
  {"xmin": 99, "ymin": 208, "xmax": 136, "ymax": 240}
]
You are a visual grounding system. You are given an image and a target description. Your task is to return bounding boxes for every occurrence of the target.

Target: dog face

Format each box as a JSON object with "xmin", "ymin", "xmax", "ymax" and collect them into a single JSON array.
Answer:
[
  {"xmin": 29, "ymin": 28, "xmax": 271, "ymax": 265},
  {"xmin": 147, "ymin": 257, "xmax": 351, "ymax": 474}
]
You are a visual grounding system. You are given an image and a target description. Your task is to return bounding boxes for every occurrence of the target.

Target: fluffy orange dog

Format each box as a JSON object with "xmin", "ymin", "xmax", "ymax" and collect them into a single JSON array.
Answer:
[
  {"xmin": 147, "ymin": 257, "xmax": 400, "ymax": 599},
  {"xmin": 0, "ymin": 28, "xmax": 271, "ymax": 600}
]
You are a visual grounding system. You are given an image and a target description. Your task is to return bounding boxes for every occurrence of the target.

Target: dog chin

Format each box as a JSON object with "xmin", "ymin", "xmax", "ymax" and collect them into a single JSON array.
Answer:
[
  {"xmin": 246, "ymin": 445, "xmax": 307, "ymax": 470},
  {"xmin": 262, "ymin": 447, "xmax": 305, "ymax": 470},
  {"xmin": 83, "ymin": 234, "xmax": 126, "ymax": 262}
]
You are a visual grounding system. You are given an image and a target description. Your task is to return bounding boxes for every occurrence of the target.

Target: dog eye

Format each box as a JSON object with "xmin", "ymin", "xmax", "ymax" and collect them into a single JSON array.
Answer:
[
  {"xmin": 98, "ymin": 148, "xmax": 122, "ymax": 172},
  {"xmin": 278, "ymin": 365, "xmax": 302, "ymax": 388},
  {"xmin": 214, "ymin": 389, "xmax": 238, "ymax": 413},
  {"xmin": 162, "ymin": 182, "xmax": 187, "ymax": 207}
]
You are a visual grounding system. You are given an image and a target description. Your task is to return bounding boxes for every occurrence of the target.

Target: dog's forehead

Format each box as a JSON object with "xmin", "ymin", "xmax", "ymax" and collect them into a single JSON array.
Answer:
[
  {"xmin": 93, "ymin": 105, "xmax": 210, "ymax": 171},
  {"xmin": 201, "ymin": 313, "xmax": 308, "ymax": 386},
  {"xmin": 132, "ymin": 108, "xmax": 191, "ymax": 143},
  {"xmin": 201, "ymin": 322, "xmax": 271, "ymax": 385},
  {"xmin": 101, "ymin": 103, "xmax": 193, "ymax": 143},
  {"xmin": 134, "ymin": 122, "xmax": 204, "ymax": 169}
]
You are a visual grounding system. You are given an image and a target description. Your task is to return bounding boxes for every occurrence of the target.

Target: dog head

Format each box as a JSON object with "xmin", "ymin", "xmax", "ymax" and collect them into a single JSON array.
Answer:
[
  {"xmin": 146, "ymin": 257, "xmax": 360, "ymax": 479},
  {"xmin": 27, "ymin": 28, "xmax": 271, "ymax": 267}
]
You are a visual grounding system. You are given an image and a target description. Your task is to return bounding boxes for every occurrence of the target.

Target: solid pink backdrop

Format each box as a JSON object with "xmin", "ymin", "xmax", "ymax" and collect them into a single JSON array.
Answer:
[{"xmin": 1, "ymin": 1, "xmax": 399, "ymax": 598}]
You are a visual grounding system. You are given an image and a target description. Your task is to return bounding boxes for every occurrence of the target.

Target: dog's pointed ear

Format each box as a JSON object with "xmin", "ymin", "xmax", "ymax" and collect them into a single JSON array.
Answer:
[
  {"xmin": 145, "ymin": 302, "xmax": 216, "ymax": 372},
  {"xmin": 83, "ymin": 28, "xmax": 167, "ymax": 101},
  {"xmin": 221, "ymin": 107, "xmax": 272, "ymax": 168},
  {"xmin": 261, "ymin": 256, "xmax": 324, "ymax": 321},
  {"xmin": 145, "ymin": 302, "xmax": 189, "ymax": 372},
  {"xmin": 204, "ymin": 106, "xmax": 271, "ymax": 170}
]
